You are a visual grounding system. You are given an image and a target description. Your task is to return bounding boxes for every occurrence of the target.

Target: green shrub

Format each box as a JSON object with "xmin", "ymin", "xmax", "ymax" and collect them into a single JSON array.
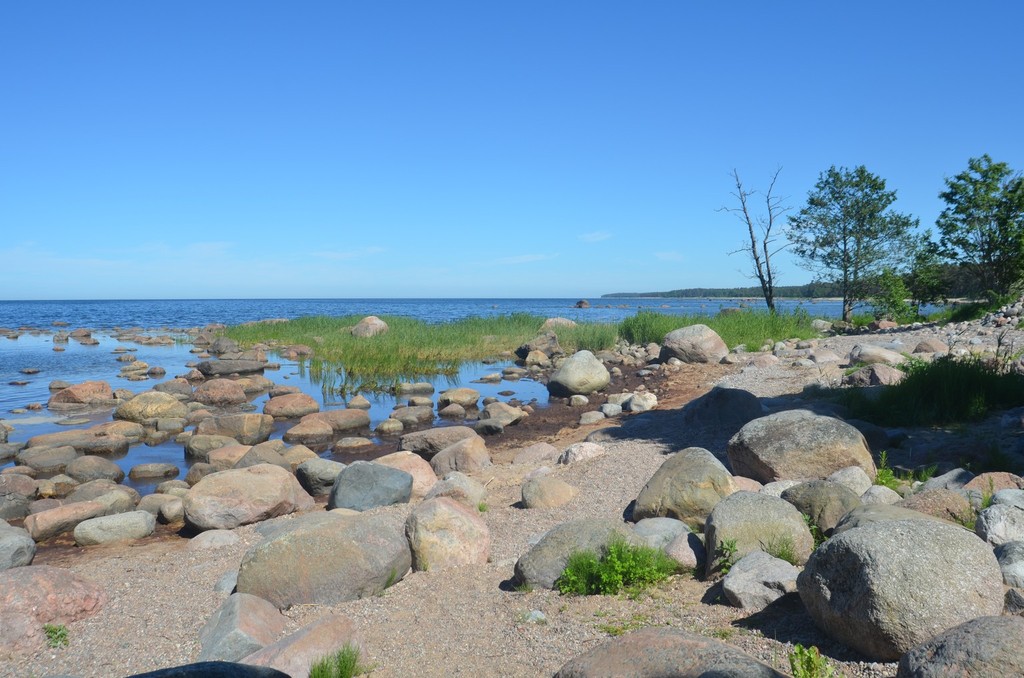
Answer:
[
  {"xmin": 802, "ymin": 514, "xmax": 826, "ymax": 550},
  {"xmin": 789, "ymin": 643, "xmax": 834, "ymax": 678},
  {"xmin": 711, "ymin": 537, "xmax": 739, "ymax": 576},
  {"xmin": 556, "ymin": 537, "xmax": 679, "ymax": 595},
  {"xmin": 840, "ymin": 356, "xmax": 1024, "ymax": 426},
  {"xmin": 309, "ymin": 643, "xmax": 368, "ymax": 678},
  {"xmin": 871, "ymin": 268, "xmax": 917, "ymax": 323}
]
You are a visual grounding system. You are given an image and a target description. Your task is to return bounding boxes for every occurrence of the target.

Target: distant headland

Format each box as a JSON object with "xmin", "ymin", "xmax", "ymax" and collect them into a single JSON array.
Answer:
[{"xmin": 602, "ymin": 282, "xmax": 842, "ymax": 299}]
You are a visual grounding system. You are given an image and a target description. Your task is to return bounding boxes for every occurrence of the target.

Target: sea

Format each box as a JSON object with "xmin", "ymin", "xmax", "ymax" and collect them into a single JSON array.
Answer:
[{"xmin": 0, "ymin": 296, "xmax": 844, "ymax": 495}]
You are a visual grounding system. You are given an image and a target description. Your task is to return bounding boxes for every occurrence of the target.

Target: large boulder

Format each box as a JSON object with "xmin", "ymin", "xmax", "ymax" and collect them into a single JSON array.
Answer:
[
  {"xmin": 197, "ymin": 360, "xmax": 266, "ymax": 377},
  {"xmin": 780, "ymin": 480, "xmax": 862, "ymax": 535},
  {"xmin": 196, "ymin": 414, "xmax": 274, "ymax": 446},
  {"xmin": 437, "ymin": 387, "xmax": 480, "ymax": 409},
  {"xmin": 351, "ymin": 315, "xmax": 388, "ymax": 337},
  {"xmin": 430, "ymin": 435, "xmax": 492, "ymax": 475},
  {"xmin": 235, "ymin": 512, "xmax": 411, "ymax": 608},
  {"xmin": 721, "ymin": 550, "xmax": 799, "ymax": 611},
  {"xmin": 400, "ymin": 426, "xmax": 477, "ymax": 460},
  {"xmin": 405, "ymin": 497, "xmax": 490, "ymax": 571},
  {"xmin": 0, "ymin": 474, "xmax": 35, "ymax": 520},
  {"xmin": 554, "ymin": 627, "xmax": 786, "ymax": 677},
  {"xmin": 263, "ymin": 393, "xmax": 320, "ymax": 419},
  {"xmin": 659, "ymin": 324, "xmax": 729, "ymax": 364},
  {"xmin": 372, "ymin": 451, "xmax": 436, "ymax": 500},
  {"xmin": 515, "ymin": 331, "xmax": 563, "ymax": 360},
  {"xmin": 703, "ymin": 491, "xmax": 814, "ymax": 578},
  {"xmin": 547, "ymin": 350, "xmax": 610, "ymax": 397},
  {"xmin": 632, "ymin": 447, "xmax": 738, "ymax": 531},
  {"xmin": 65, "ymin": 455, "xmax": 125, "ymax": 483},
  {"xmin": 73, "ymin": 510, "xmax": 156, "ymax": 546},
  {"xmin": 727, "ymin": 409, "xmax": 876, "ymax": 483},
  {"xmin": 194, "ymin": 379, "xmax": 249, "ymax": 407},
  {"xmin": 849, "ymin": 343, "xmax": 906, "ymax": 366},
  {"xmin": 114, "ymin": 391, "xmax": 188, "ymax": 422},
  {"xmin": 832, "ymin": 503, "xmax": 952, "ymax": 535},
  {"xmin": 294, "ymin": 458, "xmax": 346, "ymax": 497},
  {"xmin": 23, "ymin": 500, "xmax": 108, "ymax": 542},
  {"xmin": 327, "ymin": 461, "xmax": 413, "ymax": 511},
  {"xmin": 16, "ymin": 445, "xmax": 78, "ymax": 474},
  {"xmin": 25, "ymin": 425, "xmax": 133, "ymax": 456},
  {"xmin": 513, "ymin": 519, "xmax": 640, "ymax": 590},
  {"xmin": 239, "ymin": 614, "xmax": 359, "ymax": 678},
  {"xmin": 183, "ymin": 465, "xmax": 315, "ymax": 531},
  {"xmin": 797, "ymin": 519, "xmax": 1004, "ymax": 661},
  {"xmin": 0, "ymin": 523, "xmax": 36, "ymax": 570},
  {"xmin": 896, "ymin": 615, "xmax": 1024, "ymax": 677},
  {"xmin": 0, "ymin": 565, "xmax": 106, "ymax": 656},
  {"xmin": 47, "ymin": 380, "xmax": 114, "ymax": 409},
  {"xmin": 198, "ymin": 592, "xmax": 287, "ymax": 662},
  {"xmin": 522, "ymin": 475, "xmax": 578, "ymax": 509}
]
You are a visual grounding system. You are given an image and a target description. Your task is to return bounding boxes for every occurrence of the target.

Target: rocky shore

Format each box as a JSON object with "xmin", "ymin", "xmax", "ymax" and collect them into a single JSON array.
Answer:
[{"xmin": 2, "ymin": 304, "xmax": 1024, "ymax": 677}]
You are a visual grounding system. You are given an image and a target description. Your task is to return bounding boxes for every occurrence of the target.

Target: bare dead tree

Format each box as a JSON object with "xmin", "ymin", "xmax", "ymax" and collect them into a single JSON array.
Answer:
[{"xmin": 719, "ymin": 168, "xmax": 791, "ymax": 313}]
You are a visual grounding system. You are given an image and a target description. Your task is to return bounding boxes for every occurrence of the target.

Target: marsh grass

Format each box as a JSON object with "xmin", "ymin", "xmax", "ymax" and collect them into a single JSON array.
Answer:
[
  {"xmin": 224, "ymin": 313, "xmax": 617, "ymax": 395},
  {"xmin": 556, "ymin": 537, "xmax": 679, "ymax": 596},
  {"xmin": 617, "ymin": 310, "xmax": 821, "ymax": 349}
]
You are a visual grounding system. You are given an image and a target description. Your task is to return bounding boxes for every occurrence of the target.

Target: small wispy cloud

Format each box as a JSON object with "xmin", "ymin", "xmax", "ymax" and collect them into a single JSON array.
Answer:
[
  {"xmin": 579, "ymin": 231, "xmax": 612, "ymax": 243},
  {"xmin": 495, "ymin": 253, "xmax": 557, "ymax": 265},
  {"xmin": 654, "ymin": 251, "xmax": 685, "ymax": 262},
  {"xmin": 312, "ymin": 246, "xmax": 386, "ymax": 261}
]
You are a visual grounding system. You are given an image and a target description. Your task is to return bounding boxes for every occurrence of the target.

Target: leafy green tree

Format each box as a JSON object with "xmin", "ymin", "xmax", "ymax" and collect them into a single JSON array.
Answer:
[
  {"xmin": 937, "ymin": 155, "xmax": 1024, "ymax": 296},
  {"xmin": 870, "ymin": 268, "xmax": 914, "ymax": 323},
  {"xmin": 788, "ymin": 165, "xmax": 918, "ymax": 322},
  {"xmin": 905, "ymin": 233, "xmax": 948, "ymax": 311}
]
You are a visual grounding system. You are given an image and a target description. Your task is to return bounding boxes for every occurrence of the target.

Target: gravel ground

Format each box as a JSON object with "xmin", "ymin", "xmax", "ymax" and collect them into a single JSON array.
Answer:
[{"xmin": 9, "ymin": 319, "xmax": 1023, "ymax": 678}]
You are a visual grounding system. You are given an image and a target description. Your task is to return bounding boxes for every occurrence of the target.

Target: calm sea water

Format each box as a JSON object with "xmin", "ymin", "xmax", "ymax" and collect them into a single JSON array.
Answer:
[
  {"xmin": 0, "ymin": 296, "xmax": 843, "ymax": 330},
  {"xmin": 0, "ymin": 297, "xmax": 844, "ymax": 495}
]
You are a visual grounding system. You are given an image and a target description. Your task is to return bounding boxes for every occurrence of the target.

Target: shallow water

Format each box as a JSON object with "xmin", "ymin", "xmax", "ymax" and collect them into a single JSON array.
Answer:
[{"xmin": 0, "ymin": 331, "xmax": 549, "ymax": 495}]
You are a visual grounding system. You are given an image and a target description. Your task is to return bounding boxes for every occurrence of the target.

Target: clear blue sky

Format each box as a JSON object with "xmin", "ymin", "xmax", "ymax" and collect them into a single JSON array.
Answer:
[{"xmin": 2, "ymin": 2, "xmax": 1021, "ymax": 300}]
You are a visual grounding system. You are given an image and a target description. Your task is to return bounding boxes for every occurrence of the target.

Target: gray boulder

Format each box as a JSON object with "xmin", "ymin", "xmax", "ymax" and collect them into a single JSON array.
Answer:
[
  {"xmin": 294, "ymin": 458, "xmax": 346, "ymax": 497},
  {"xmin": 722, "ymin": 550, "xmax": 799, "ymax": 611},
  {"xmin": 0, "ymin": 523, "xmax": 35, "ymax": 570},
  {"xmin": 554, "ymin": 627, "xmax": 785, "ymax": 677},
  {"xmin": 633, "ymin": 447, "xmax": 738, "ymax": 530},
  {"xmin": 424, "ymin": 472, "xmax": 487, "ymax": 509},
  {"xmin": 0, "ymin": 474, "xmax": 36, "ymax": 520},
  {"xmin": 975, "ymin": 503, "xmax": 1024, "ymax": 547},
  {"xmin": 65, "ymin": 455, "xmax": 125, "ymax": 483},
  {"xmin": 547, "ymin": 350, "xmax": 610, "ymax": 397},
  {"xmin": 236, "ymin": 512, "xmax": 411, "ymax": 608},
  {"xmin": 896, "ymin": 615, "xmax": 1024, "ymax": 677},
  {"xmin": 400, "ymin": 426, "xmax": 477, "ymax": 460},
  {"xmin": 659, "ymin": 324, "xmax": 729, "ymax": 364},
  {"xmin": 73, "ymin": 510, "xmax": 156, "ymax": 546},
  {"xmin": 848, "ymin": 343, "xmax": 906, "ymax": 366},
  {"xmin": 995, "ymin": 540, "xmax": 1024, "ymax": 588},
  {"xmin": 16, "ymin": 445, "xmax": 78, "ymax": 474},
  {"xmin": 405, "ymin": 497, "xmax": 490, "ymax": 571},
  {"xmin": 196, "ymin": 359, "xmax": 266, "ymax": 377},
  {"xmin": 920, "ymin": 467, "xmax": 975, "ymax": 491},
  {"xmin": 797, "ymin": 519, "xmax": 1004, "ymax": 661},
  {"xmin": 704, "ymin": 491, "xmax": 814, "ymax": 578},
  {"xmin": 781, "ymin": 480, "xmax": 861, "ymax": 535},
  {"xmin": 198, "ymin": 592, "xmax": 287, "ymax": 662},
  {"xmin": 239, "ymin": 613, "xmax": 359, "ymax": 678},
  {"xmin": 679, "ymin": 387, "xmax": 763, "ymax": 436},
  {"xmin": 832, "ymin": 504, "xmax": 951, "ymax": 535},
  {"xmin": 430, "ymin": 435, "xmax": 492, "ymax": 475},
  {"xmin": 632, "ymin": 517, "xmax": 690, "ymax": 551},
  {"xmin": 514, "ymin": 519, "xmax": 640, "ymax": 590},
  {"xmin": 727, "ymin": 409, "xmax": 876, "ymax": 483},
  {"xmin": 327, "ymin": 461, "xmax": 413, "ymax": 511}
]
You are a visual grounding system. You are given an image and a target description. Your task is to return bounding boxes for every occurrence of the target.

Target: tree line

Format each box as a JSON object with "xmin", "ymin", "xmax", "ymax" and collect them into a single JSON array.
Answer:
[{"xmin": 726, "ymin": 155, "xmax": 1024, "ymax": 321}]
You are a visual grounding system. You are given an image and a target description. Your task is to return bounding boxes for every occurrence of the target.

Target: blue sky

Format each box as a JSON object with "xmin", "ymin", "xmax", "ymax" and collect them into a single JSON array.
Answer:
[{"xmin": 2, "ymin": 2, "xmax": 1022, "ymax": 300}]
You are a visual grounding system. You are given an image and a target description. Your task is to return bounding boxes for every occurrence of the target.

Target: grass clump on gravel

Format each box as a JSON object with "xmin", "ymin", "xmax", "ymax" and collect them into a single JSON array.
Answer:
[
  {"xmin": 789, "ymin": 643, "xmax": 835, "ymax": 678},
  {"xmin": 840, "ymin": 355, "xmax": 1024, "ymax": 426},
  {"xmin": 556, "ymin": 537, "xmax": 679, "ymax": 596},
  {"xmin": 309, "ymin": 643, "xmax": 369, "ymax": 678},
  {"xmin": 617, "ymin": 310, "xmax": 821, "ymax": 350}
]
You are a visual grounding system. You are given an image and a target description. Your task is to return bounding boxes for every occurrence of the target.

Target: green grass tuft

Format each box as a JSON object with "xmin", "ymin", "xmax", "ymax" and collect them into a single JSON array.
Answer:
[
  {"xmin": 556, "ymin": 537, "xmax": 679, "ymax": 596},
  {"xmin": 789, "ymin": 644, "xmax": 835, "ymax": 678},
  {"xmin": 309, "ymin": 643, "xmax": 369, "ymax": 678},
  {"xmin": 617, "ymin": 309, "xmax": 822, "ymax": 350},
  {"xmin": 840, "ymin": 356, "xmax": 1024, "ymax": 426},
  {"xmin": 43, "ymin": 623, "xmax": 69, "ymax": 649}
]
